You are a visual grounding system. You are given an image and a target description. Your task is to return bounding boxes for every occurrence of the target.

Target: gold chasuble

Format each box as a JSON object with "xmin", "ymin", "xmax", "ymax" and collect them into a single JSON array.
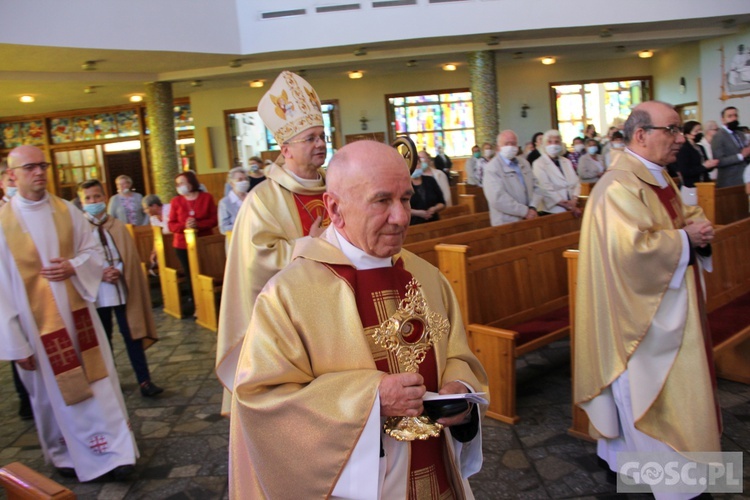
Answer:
[
  {"xmin": 0, "ymin": 196, "xmax": 107, "ymax": 405},
  {"xmin": 326, "ymin": 261, "xmax": 458, "ymax": 499},
  {"xmin": 229, "ymin": 229, "xmax": 487, "ymax": 499},
  {"xmin": 574, "ymin": 152, "xmax": 720, "ymax": 453}
]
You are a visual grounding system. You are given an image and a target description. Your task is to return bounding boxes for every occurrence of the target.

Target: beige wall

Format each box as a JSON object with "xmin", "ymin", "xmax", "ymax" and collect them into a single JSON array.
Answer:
[{"xmin": 189, "ymin": 41, "xmax": 732, "ymax": 173}]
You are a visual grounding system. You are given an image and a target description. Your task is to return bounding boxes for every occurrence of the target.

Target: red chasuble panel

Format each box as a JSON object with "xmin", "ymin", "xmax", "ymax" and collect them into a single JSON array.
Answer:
[
  {"xmin": 326, "ymin": 260, "xmax": 458, "ymax": 499},
  {"xmin": 292, "ymin": 193, "xmax": 330, "ymax": 236}
]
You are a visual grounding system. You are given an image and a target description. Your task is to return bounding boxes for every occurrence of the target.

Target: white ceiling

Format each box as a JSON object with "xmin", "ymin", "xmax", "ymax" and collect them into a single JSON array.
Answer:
[{"xmin": 1, "ymin": 14, "xmax": 748, "ymax": 118}]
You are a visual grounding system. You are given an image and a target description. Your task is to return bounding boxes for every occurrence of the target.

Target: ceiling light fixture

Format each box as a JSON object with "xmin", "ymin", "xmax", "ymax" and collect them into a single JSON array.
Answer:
[
  {"xmin": 82, "ymin": 60, "xmax": 98, "ymax": 71},
  {"xmin": 229, "ymin": 59, "xmax": 242, "ymax": 68},
  {"xmin": 249, "ymin": 80, "xmax": 265, "ymax": 88},
  {"xmin": 19, "ymin": 95, "xmax": 35, "ymax": 103},
  {"xmin": 84, "ymin": 86, "xmax": 97, "ymax": 94},
  {"xmin": 354, "ymin": 47, "xmax": 367, "ymax": 57},
  {"xmin": 541, "ymin": 56, "xmax": 556, "ymax": 65},
  {"xmin": 442, "ymin": 63, "xmax": 457, "ymax": 71},
  {"xmin": 129, "ymin": 95, "xmax": 144, "ymax": 103},
  {"xmin": 638, "ymin": 50, "xmax": 654, "ymax": 59},
  {"xmin": 406, "ymin": 59, "xmax": 418, "ymax": 68},
  {"xmin": 190, "ymin": 80, "xmax": 203, "ymax": 87},
  {"xmin": 487, "ymin": 36, "xmax": 500, "ymax": 46},
  {"xmin": 348, "ymin": 70, "xmax": 363, "ymax": 79}
]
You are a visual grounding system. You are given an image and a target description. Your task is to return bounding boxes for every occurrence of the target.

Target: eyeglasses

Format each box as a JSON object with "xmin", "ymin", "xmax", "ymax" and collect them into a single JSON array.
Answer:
[
  {"xmin": 11, "ymin": 162, "xmax": 51, "ymax": 172},
  {"xmin": 285, "ymin": 133, "xmax": 330, "ymax": 145},
  {"xmin": 642, "ymin": 125, "xmax": 684, "ymax": 136}
]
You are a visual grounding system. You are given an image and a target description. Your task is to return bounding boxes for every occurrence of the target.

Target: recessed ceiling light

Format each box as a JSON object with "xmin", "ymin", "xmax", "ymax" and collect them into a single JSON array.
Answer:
[
  {"xmin": 406, "ymin": 59, "xmax": 418, "ymax": 68},
  {"xmin": 129, "ymin": 95, "xmax": 144, "ymax": 103},
  {"xmin": 354, "ymin": 47, "xmax": 367, "ymax": 57},
  {"xmin": 348, "ymin": 70, "xmax": 363, "ymax": 79},
  {"xmin": 229, "ymin": 59, "xmax": 242, "ymax": 68},
  {"xmin": 541, "ymin": 57, "xmax": 556, "ymax": 65},
  {"xmin": 82, "ymin": 60, "xmax": 98, "ymax": 71},
  {"xmin": 249, "ymin": 80, "xmax": 265, "ymax": 88},
  {"xmin": 638, "ymin": 50, "xmax": 654, "ymax": 59},
  {"xmin": 84, "ymin": 86, "xmax": 97, "ymax": 94},
  {"xmin": 19, "ymin": 95, "xmax": 35, "ymax": 103},
  {"xmin": 190, "ymin": 80, "xmax": 203, "ymax": 87},
  {"xmin": 442, "ymin": 63, "xmax": 457, "ymax": 71}
]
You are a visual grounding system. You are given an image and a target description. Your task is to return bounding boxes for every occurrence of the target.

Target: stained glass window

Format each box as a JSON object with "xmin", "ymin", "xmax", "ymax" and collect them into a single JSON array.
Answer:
[
  {"xmin": 387, "ymin": 90, "xmax": 474, "ymax": 157},
  {"xmin": 552, "ymin": 79, "xmax": 651, "ymax": 147}
]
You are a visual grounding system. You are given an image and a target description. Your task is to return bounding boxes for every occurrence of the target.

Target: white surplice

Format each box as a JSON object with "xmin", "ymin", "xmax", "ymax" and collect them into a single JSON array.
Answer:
[{"xmin": 0, "ymin": 193, "xmax": 138, "ymax": 482}]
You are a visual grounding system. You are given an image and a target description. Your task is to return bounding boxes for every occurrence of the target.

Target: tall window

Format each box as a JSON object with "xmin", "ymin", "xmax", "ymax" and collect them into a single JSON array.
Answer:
[
  {"xmin": 387, "ymin": 90, "xmax": 474, "ymax": 157},
  {"xmin": 551, "ymin": 77, "xmax": 651, "ymax": 146},
  {"xmin": 225, "ymin": 101, "xmax": 340, "ymax": 167}
]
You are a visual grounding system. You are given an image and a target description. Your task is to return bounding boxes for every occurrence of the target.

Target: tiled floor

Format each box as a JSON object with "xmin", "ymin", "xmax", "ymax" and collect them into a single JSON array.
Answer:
[{"xmin": 0, "ymin": 309, "xmax": 748, "ymax": 499}]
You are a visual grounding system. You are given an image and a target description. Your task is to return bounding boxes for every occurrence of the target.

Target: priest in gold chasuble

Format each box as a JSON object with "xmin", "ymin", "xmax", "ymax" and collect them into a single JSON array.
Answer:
[
  {"xmin": 230, "ymin": 141, "xmax": 488, "ymax": 498},
  {"xmin": 217, "ymin": 71, "xmax": 330, "ymax": 415},
  {"xmin": 0, "ymin": 146, "xmax": 137, "ymax": 482},
  {"xmin": 574, "ymin": 102, "xmax": 721, "ymax": 498}
]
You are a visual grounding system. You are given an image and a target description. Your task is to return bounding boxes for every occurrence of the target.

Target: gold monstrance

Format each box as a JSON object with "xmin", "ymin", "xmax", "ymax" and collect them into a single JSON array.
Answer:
[{"xmin": 371, "ymin": 278, "xmax": 450, "ymax": 441}]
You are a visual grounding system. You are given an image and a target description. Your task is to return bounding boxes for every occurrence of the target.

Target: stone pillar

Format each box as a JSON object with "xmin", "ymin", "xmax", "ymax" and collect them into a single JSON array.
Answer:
[
  {"xmin": 145, "ymin": 82, "xmax": 179, "ymax": 203},
  {"xmin": 468, "ymin": 51, "xmax": 499, "ymax": 147}
]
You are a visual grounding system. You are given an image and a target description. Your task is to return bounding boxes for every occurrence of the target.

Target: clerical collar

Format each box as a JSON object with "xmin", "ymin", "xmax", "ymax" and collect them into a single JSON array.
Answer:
[
  {"xmin": 333, "ymin": 228, "xmax": 392, "ymax": 270},
  {"xmin": 14, "ymin": 191, "xmax": 49, "ymax": 209},
  {"xmin": 625, "ymin": 148, "xmax": 668, "ymax": 188},
  {"xmin": 287, "ymin": 168, "xmax": 323, "ymax": 188}
]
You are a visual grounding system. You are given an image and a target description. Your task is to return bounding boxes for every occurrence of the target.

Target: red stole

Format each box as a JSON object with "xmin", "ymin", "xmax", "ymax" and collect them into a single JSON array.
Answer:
[
  {"xmin": 292, "ymin": 193, "xmax": 329, "ymax": 235},
  {"xmin": 326, "ymin": 260, "xmax": 457, "ymax": 499},
  {"xmin": 647, "ymin": 179, "xmax": 721, "ymax": 431}
]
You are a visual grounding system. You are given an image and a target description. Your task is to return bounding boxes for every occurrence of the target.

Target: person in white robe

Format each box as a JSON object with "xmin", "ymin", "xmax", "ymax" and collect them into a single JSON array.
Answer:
[{"xmin": 0, "ymin": 145, "xmax": 137, "ymax": 482}]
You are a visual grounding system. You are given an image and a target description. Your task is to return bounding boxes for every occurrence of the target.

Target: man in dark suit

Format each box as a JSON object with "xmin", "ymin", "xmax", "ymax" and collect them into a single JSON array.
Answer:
[
  {"xmin": 433, "ymin": 146, "xmax": 452, "ymax": 177},
  {"xmin": 711, "ymin": 106, "xmax": 750, "ymax": 187}
]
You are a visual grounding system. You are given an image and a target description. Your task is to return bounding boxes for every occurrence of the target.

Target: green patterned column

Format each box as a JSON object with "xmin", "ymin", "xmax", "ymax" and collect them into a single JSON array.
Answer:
[
  {"xmin": 146, "ymin": 82, "xmax": 179, "ymax": 203},
  {"xmin": 468, "ymin": 51, "xmax": 498, "ymax": 147}
]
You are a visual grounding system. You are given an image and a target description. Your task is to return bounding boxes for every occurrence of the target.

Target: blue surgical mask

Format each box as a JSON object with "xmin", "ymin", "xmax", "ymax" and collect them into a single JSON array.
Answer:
[
  {"xmin": 420, "ymin": 160, "xmax": 429, "ymax": 169},
  {"xmin": 587, "ymin": 146, "xmax": 598, "ymax": 155},
  {"xmin": 83, "ymin": 202, "xmax": 106, "ymax": 216},
  {"xmin": 411, "ymin": 168, "xmax": 423, "ymax": 179},
  {"xmin": 5, "ymin": 186, "xmax": 17, "ymax": 198}
]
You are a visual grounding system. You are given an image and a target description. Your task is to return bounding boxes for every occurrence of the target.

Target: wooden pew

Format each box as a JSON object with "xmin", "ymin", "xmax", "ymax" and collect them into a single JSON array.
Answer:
[
  {"xmin": 579, "ymin": 182, "xmax": 593, "ymax": 197},
  {"xmin": 0, "ymin": 462, "xmax": 74, "ymax": 499},
  {"xmin": 405, "ymin": 212, "xmax": 581, "ymax": 267},
  {"xmin": 696, "ymin": 182, "xmax": 749, "ymax": 225},
  {"xmin": 185, "ymin": 229, "xmax": 226, "ymax": 331},
  {"xmin": 152, "ymin": 226, "xmax": 184, "ymax": 319},
  {"xmin": 196, "ymin": 171, "xmax": 228, "ymax": 206},
  {"xmin": 437, "ymin": 231, "xmax": 580, "ymax": 423},
  {"xmin": 440, "ymin": 204, "xmax": 470, "ymax": 220},
  {"xmin": 404, "ymin": 212, "xmax": 491, "ymax": 245},
  {"xmin": 566, "ymin": 216, "xmax": 750, "ymax": 440},
  {"xmin": 125, "ymin": 223, "xmax": 154, "ymax": 279},
  {"xmin": 457, "ymin": 183, "xmax": 489, "ymax": 213}
]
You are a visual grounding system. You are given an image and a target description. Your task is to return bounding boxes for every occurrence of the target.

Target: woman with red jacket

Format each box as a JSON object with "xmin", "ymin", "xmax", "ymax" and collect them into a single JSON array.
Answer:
[{"xmin": 168, "ymin": 171, "xmax": 217, "ymax": 309}]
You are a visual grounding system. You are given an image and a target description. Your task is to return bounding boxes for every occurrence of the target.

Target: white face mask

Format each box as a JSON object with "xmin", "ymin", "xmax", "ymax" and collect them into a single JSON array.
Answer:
[
  {"xmin": 545, "ymin": 144, "xmax": 562, "ymax": 157},
  {"xmin": 499, "ymin": 145, "xmax": 518, "ymax": 160},
  {"xmin": 587, "ymin": 146, "xmax": 599, "ymax": 155},
  {"xmin": 234, "ymin": 180, "xmax": 250, "ymax": 193},
  {"xmin": 611, "ymin": 142, "xmax": 625, "ymax": 150},
  {"xmin": 483, "ymin": 149, "xmax": 493, "ymax": 159},
  {"xmin": 176, "ymin": 185, "xmax": 190, "ymax": 196},
  {"xmin": 574, "ymin": 144, "xmax": 585, "ymax": 153},
  {"xmin": 119, "ymin": 187, "xmax": 130, "ymax": 194}
]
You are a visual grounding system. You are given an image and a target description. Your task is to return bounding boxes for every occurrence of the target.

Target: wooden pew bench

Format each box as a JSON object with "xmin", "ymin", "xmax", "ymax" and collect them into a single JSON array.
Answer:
[
  {"xmin": 125, "ymin": 223, "xmax": 154, "ymax": 279},
  {"xmin": 439, "ymin": 203, "xmax": 470, "ymax": 220},
  {"xmin": 457, "ymin": 183, "xmax": 489, "ymax": 213},
  {"xmin": 152, "ymin": 226, "xmax": 187, "ymax": 319},
  {"xmin": 404, "ymin": 212, "xmax": 491, "ymax": 245},
  {"xmin": 0, "ymin": 462, "xmax": 74, "ymax": 499},
  {"xmin": 404, "ymin": 211, "xmax": 581, "ymax": 267},
  {"xmin": 566, "ymin": 216, "xmax": 750, "ymax": 440},
  {"xmin": 437, "ymin": 231, "xmax": 580, "ymax": 424},
  {"xmin": 185, "ymin": 229, "xmax": 226, "ymax": 331},
  {"xmin": 696, "ymin": 182, "xmax": 749, "ymax": 225}
]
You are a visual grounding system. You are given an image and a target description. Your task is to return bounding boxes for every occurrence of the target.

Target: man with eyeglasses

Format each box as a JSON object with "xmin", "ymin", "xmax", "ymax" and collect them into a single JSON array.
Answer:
[
  {"xmin": 575, "ymin": 102, "xmax": 720, "ymax": 497},
  {"xmin": 216, "ymin": 71, "xmax": 331, "ymax": 415},
  {"xmin": 0, "ymin": 145, "xmax": 137, "ymax": 482}
]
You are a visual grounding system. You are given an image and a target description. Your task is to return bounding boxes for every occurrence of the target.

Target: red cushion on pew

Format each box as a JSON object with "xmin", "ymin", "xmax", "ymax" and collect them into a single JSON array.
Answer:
[
  {"xmin": 707, "ymin": 292, "xmax": 750, "ymax": 347},
  {"xmin": 510, "ymin": 306, "xmax": 569, "ymax": 346}
]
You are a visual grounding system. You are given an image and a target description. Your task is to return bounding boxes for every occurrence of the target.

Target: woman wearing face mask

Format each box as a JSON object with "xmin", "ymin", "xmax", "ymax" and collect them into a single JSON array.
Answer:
[
  {"xmin": 531, "ymin": 129, "xmax": 581, "ymax": 215},
  {"xmin": 246, "ymin": 156, "xmax": 267, "ymax": 190},
  {"xmin": 107, "ymin": 175, "xmax": 148, "ymax": 225},
  {"xmin": 409, "ymin": 162, "xmax": 445, "ymax": 225},
  {"xmin": 0, "ymin": 162, "xmax": 18, "ymax": 208},
  {"xmin": 168, "ymin": 171, "xmax": 218, "ymax": 308},
  {"xmin": 577, "ymin": 139, "xmax": 605, "ymax": 184},
  {"xmin": 218, "ymin": 168, "xmax": 250, "ymax": 235},
  {"xmin": 674, "ymin": 121, "xmax": 719, "ymax": 205}
]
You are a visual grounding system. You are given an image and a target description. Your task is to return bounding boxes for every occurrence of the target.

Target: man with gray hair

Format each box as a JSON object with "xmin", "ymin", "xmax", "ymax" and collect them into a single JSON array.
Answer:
[
  {"xmin": 575, "ymin": 101, "xmax": 719, "ymax": 497},
  {"xmin": 531, "ymin": 129, "xmax": 581, "ymax": 215},
  {"xmin": 483, "ymin": 129, "xmax": 542, "ymax": 225}
]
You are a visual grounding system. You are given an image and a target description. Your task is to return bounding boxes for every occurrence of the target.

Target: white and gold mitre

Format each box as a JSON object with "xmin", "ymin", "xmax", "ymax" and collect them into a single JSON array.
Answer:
[{"xmin": 257, "ymin": 71, "xmax": 323, "ymax": 144}]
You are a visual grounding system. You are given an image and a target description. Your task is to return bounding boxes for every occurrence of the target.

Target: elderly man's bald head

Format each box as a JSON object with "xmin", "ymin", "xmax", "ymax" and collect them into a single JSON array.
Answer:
[
  {"xmin": 323, "ymin": 140, "xmax": 413, "ymax": 258},
  {"xmin": 496, "ymin": 130, "xmax": 518, "ymax": 147}
]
